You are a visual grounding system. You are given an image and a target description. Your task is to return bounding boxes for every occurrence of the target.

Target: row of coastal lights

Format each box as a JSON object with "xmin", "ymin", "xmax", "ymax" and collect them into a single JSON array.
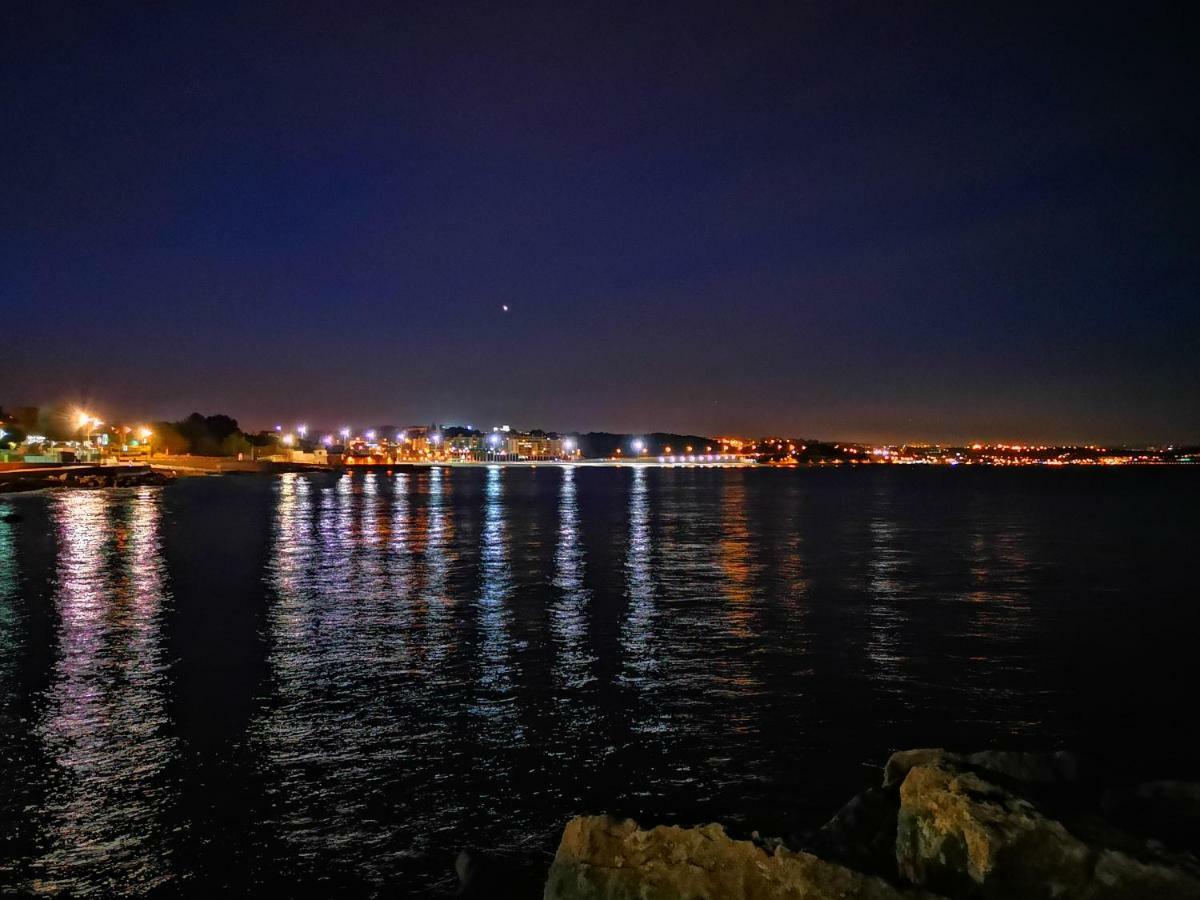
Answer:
[
  {"xmin": 276, "ymin": 424, "xmax": 417, "ymax": 448},
  {"xmin": 274, "ymin": 425, "xmax": 577, "ymax": 455}
]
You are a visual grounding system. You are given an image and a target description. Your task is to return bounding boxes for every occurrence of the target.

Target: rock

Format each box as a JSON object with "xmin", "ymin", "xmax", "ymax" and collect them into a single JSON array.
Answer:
[
  {"xmin": 1102, "ymin": 781, "xmax": 1200, "ymax": 852},
  {"xmin": 456, "ymin": 847, "xmax": 547, "ymax": 898},
  {"xmin": 897, "ymin": 760, "xmax": 1091, "ymax": 897},
  {"xmin": 807, "ymin": 787, "xmax": 899, "ymax": 880},
  {"xmin": 896, "ymin": 756, "xmax": 1200, "ymax": 899},
  {"xmin": 543, "ymin": 815, "xmax": 938, "ymax": 899},
  {"xmin": 963, "ymin": 750, "xmax": 1080, "ymax": 787},
  {"xmin": 884, "ymin": 749, "xmax": 1080, "ymax": 792},
  {"xmin": 885, "ymin": 749, "xmax": 952, "ymax": 788},
  {"xmin": 1085, "ymin": 848, "xmax": 1200, "ymax": 899}
]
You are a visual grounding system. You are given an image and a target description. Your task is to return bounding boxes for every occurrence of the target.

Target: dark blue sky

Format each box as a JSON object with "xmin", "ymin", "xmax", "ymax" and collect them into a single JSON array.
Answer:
[{"xmin": 3, "ymin": 2, "xmax": 1196, "ymax": 443}]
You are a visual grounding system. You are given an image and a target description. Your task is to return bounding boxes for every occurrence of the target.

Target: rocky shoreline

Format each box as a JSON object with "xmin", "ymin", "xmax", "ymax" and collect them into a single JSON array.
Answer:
[
  {"xmin": 462, "ymin": 748, "xmax": 1200, "ymax": 898},
  {"xmin": 0, "ymin": 466, "xmax": 176, "ymax": 495}
]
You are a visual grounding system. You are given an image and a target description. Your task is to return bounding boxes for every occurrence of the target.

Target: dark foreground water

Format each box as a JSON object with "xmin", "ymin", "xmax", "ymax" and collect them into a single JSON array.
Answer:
[{"xmin": 2, "ymin": 466, "xmax": 1198, "ymax": 895}]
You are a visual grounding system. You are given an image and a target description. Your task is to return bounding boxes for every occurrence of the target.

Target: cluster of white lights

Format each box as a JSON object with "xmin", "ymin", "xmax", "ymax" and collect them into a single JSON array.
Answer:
[{"xmin": 657, "ymin": 454, "xmax": 735, "ymax": 464}]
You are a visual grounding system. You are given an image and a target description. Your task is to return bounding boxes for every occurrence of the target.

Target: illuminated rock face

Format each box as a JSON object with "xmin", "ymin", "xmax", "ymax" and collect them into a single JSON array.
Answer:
[
  {"xmin": 543, "ymin": 815, "xmax": 930, "ymax": 900},
  {"xmin": 544, "ymin": 752, "xmax": 1200, "ymax": 900},
  {"xmin": 895, "ymin": 755, "xmax": 1200, "ymax": 899}
]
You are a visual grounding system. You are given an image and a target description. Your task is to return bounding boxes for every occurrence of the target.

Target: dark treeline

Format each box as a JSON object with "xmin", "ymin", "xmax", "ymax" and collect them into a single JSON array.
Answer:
[{"xmin": 152, "ymin": 413, "xmax": 256, "ymax": 456}]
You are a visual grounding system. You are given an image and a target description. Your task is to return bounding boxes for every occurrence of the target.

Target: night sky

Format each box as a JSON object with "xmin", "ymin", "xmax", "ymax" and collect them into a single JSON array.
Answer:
[{"xmin": 3, "ymin": 3, "xmax": 1197, "ymax": 443}]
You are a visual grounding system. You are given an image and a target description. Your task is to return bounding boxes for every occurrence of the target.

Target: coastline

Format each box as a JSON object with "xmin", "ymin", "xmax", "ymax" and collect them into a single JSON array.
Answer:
[{"xmin": 462, "ymin": 748, "xmax": 1200, "ymax": 899}]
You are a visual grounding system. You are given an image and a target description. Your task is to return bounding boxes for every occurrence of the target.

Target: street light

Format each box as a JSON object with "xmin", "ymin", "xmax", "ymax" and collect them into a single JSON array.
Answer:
[
  {"xmin": 297, "ymin": 424, "xmax": 308, "ymax": 438},
  {"xmin": 632, "ymin": 438, "xmax": 645, "ymax": 455},
  {"xmin": 339, "ymin": 427, "xmax": 351, "ymax": 441}
]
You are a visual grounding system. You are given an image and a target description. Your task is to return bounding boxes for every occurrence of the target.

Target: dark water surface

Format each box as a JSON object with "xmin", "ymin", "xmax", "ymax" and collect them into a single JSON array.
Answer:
[{"xmin": 2, "ymin": 467, "xmax": 1198, "ymax": 895}]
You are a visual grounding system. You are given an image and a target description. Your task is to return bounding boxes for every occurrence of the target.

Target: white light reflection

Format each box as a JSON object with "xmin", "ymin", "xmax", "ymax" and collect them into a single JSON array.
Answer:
[
  {"xmin": 34, "ymin": 489, "xmax": 175, "ymax": 894},
  {"xmin": 473, "ymin": 467, "xmax": 518, "ymax": 734},
  {"xmin": 619, "ymin": 468, "xmax": 659, "ymax": 692},
  {"xmin": 866, "ymin": 485, "xmax": 911, "ymax": 693},
  {"xmin": 551, "ymin": 467, "xmax": 595, "ymax": 691},
  {"xmin": 0, "ymin": 510, "xmax": 23, "ymax": 777}
]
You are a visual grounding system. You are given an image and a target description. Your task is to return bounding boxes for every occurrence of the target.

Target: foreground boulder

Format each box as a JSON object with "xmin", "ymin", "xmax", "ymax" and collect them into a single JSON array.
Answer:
[
  {"xmin": 895, "ymin": 755, "xmax": 1200, "ymax": 898},
  {"xmin": 543, "ymin": 750, "xmax": 1200, "ymax": 898},
  {"xmin": 544, "ymin": 815, "xmax": 938, "ymax": 899}
]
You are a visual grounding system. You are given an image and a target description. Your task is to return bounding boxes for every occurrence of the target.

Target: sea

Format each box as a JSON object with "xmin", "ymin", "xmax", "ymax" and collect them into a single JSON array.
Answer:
[{"xmin": 1, "ymin": 465, "xmax": 1197, "ymax": 895}]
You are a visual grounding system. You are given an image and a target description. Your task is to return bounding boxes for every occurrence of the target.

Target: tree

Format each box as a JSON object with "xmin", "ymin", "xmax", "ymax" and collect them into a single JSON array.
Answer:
[{"xmin": 151, "ymin": 422, "xmax": 189, "ymax": 454}]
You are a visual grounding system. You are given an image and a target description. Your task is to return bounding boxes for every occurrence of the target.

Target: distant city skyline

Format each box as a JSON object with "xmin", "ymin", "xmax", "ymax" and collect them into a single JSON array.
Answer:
[
  {"xmin": 1, "ymin": 398, "xmax": 1195, "ymax": 449},
  {"xmin": 4, "ymin": 5, "xmax": 1196, "ymax": 445}
]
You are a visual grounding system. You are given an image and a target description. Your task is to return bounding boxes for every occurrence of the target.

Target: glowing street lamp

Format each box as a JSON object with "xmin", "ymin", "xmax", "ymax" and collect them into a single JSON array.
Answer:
[
  {"xmin": 282, "ymin": 433, "xmax": 295, "ymax": 447},
  {"xmin": 365, "ymin": 429, "xmax": 377, "ymax": 441},
  {"xmin": 632, "ymin": 438, "xmax": 645, "ymax": 454},
  {"xmin": 297, "ymin": 424, "xmax": 308, "ymax": 437},
  {"xmin": 339, "ymin": 427, "xmax": 351, "ymax": 441}
]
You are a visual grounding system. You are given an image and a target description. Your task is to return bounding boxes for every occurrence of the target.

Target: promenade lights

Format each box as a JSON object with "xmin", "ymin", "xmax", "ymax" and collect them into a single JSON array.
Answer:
[{"xmin": 632, "ymin": 438, "xmax": 644, "ymax": 454}]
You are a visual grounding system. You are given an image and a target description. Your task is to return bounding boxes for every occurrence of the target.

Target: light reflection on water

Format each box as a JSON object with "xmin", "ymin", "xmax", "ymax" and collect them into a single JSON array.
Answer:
[
  {"xmin": 30, "ymin": 489, "xmax": 175, "ymax": 895},
  {"xmin": 0, "ymin": 468, "xmax": 1196, "ymax": 895}
]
